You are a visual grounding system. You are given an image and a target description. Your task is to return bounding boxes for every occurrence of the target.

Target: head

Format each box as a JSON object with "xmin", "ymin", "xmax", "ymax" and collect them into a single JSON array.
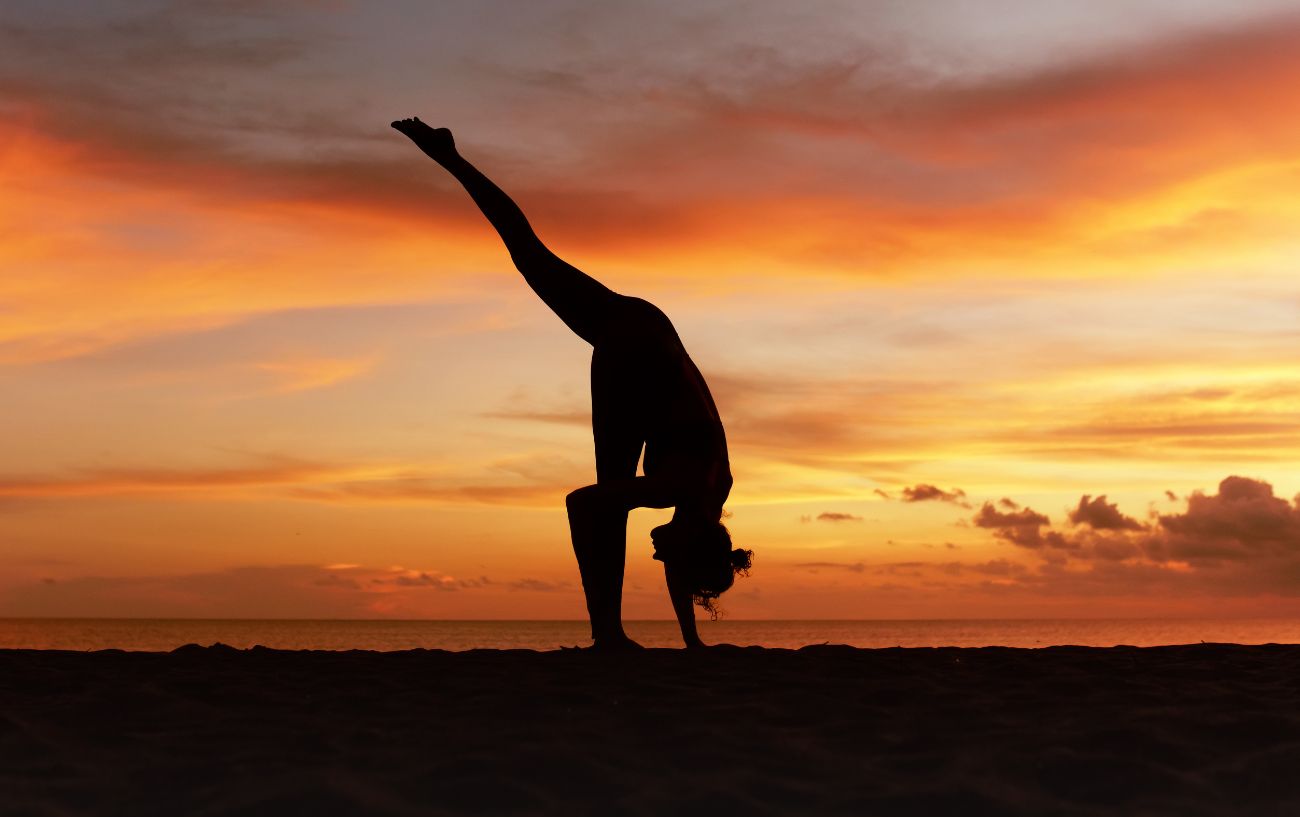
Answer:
[{"xmin": 652, "ymin": 518, "xmax": 754, "ymax": 619}]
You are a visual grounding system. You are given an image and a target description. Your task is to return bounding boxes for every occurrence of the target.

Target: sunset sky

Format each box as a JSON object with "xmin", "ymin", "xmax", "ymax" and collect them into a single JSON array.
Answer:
[{"xmin": 3, "ymin": 0, "xmax": 1300, "ymax": 620}]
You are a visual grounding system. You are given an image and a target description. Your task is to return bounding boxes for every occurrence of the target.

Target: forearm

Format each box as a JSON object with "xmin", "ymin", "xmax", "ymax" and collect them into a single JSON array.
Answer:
[{"xmin": 664, "ymin": 563, "xmax": 703, "ymax": 647}]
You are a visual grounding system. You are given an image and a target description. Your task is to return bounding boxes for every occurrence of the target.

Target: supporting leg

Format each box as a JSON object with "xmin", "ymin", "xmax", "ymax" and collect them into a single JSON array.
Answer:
[{"xmin": 566, "ymin": 486, "xmax": 640, "ymax": 649}]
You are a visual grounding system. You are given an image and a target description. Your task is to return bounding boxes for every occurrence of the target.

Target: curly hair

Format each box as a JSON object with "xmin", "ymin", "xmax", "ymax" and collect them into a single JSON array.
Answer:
[
  {"xmin": 691, "ymin": 543, "xmax": 754, "ymax": 619},
  {"xmin": 665, "ymin": 521, "xmax": 754, "ymax": 619}
]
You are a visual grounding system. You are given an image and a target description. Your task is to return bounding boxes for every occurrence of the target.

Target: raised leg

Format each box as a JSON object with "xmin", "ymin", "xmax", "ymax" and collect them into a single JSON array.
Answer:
[{"xmin": 392, "ymin": 117, "xmax": 621, "ymax": 346}]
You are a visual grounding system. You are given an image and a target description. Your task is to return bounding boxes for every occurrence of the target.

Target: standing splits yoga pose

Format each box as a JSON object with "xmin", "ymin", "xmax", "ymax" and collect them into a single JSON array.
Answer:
[{"xmin": 393, "ymin": 117, "xmax": 752, "ymax": 650}]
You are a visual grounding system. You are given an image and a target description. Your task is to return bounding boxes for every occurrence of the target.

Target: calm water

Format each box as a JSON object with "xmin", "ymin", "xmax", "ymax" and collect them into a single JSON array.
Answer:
[{"xmin": 2, "ymin": 618, "xmax": 1298, "ymax": 651}]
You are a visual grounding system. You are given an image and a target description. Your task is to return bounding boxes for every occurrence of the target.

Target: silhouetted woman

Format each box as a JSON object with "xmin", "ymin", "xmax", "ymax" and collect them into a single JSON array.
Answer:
[{"xmin": 393, "ymin": 117, "xmax": 752, "ymax": 650}]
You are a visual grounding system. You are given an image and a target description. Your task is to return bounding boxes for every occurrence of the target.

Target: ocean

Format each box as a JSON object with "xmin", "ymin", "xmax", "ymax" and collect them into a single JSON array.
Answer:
[{"xmin": 2, "ymin": 618, "xmax": 1298, "ymax": 652}]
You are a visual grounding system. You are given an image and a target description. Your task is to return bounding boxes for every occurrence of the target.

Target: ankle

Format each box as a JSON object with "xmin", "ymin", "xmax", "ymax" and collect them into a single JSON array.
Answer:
[{"xmin": 592, "ymin": 628, "xmax": 629, "ymax": 644}]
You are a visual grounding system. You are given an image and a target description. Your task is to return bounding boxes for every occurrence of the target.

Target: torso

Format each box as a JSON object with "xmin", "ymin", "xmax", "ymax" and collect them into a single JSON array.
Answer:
[{"xmin": 592, "ymin": 297, "xmax": 731, "ymax": 507}]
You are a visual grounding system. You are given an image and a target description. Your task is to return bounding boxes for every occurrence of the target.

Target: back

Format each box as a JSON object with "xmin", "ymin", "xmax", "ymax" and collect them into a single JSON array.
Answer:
[{"xmin": 599, "ymin": 297, "xmax": 729, "ymax": 469}]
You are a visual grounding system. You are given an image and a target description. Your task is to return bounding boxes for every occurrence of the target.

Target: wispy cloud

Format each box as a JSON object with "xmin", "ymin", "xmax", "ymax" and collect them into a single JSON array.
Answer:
[
  {"xmin": 0, "ymin": 457, "xmax": 342, "ymax": 498},
  {"xmin": 286, "ymin": 479, "xmax": 571, "ymax": 508},
  {"xmin": 255, "ymin": 355, "xmax": 377, "ymax": 393},
  {"xmin": 794, "ymin": 561, "xmax": 866, "ymax": 573},
  {"xmin": 0, "ymin": 562, "xmax": 575, "ymax": 618},
  {"xmin": 814, "ymin": 512, "xmax": 863, "ymax": 523},
  {"xmin": 6, "ymin": 5, "xmax": 1299, "ymax": 279}
]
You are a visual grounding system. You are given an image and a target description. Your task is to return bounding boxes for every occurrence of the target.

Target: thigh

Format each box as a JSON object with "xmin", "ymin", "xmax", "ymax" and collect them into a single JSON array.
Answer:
[{"xmin": 591, "ymin": 348, "xmax": 645, "ymax": 483}]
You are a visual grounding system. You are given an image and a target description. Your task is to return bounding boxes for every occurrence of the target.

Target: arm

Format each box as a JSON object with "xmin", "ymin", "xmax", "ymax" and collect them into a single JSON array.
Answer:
[
  {"xmin": 664, "ymin": 561, "xmax": 704, "ymax": 648},
  {"xmin": 391, "ymin": 117, "xmax": 618, "ymax": 345}
]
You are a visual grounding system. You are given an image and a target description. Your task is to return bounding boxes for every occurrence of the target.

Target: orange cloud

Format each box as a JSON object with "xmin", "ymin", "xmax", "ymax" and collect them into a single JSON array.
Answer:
[
  {"xmin": 5, "ymin": 13, "xmax": 1299, "ymax": 380},
  {"xmin": 0, "ymin": 119, "xmax": 506, "ymax": 366},
  {"xmin": 484, "ymin": 355, "xmax": 1300, "ymax": 506},
  {"xmin": 0, "ymin": 457, "xmax": 588, "ymax": 510},
  {"xmin": 0, "ymin": 458, "xmax": 344, "ymax": 498},
  {"xmin": 0, "ymin": 563, "xmax": 579, "ymax": 619},
  {"xmin": 6, "ymin": 14, "xmax": 1298, "ymax": 285},
  {"xmin": 285, "ymin": 479, "xmax": 571, "ymax": 508}
]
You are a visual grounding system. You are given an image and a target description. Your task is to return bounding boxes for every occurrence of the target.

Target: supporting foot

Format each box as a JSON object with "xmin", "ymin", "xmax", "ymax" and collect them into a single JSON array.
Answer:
[{"xmin": 589, "ymin": 634, "xmax": 645, "ymax": 652}]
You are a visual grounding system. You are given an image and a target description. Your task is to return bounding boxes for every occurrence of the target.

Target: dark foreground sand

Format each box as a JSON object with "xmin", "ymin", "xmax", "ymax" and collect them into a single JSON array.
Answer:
[{"xmin": 2, "ymin": 644, "xmax": 1299, "ymax": 816}]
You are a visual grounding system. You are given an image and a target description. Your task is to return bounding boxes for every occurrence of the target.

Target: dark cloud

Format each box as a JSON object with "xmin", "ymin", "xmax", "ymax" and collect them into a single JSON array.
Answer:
[
  {"xmin": 1069, "ymin": 495, "xmax": 1146, "ymax": 531},
  {"xmin": 383, "ymin": 572, "xmax": 493, "ymax": 590},
  {"xmin": 4, "ymin": 2, "xmax": 1299, "ymax": 278},
  {"xmin": 793, "ymin": 561, "xmax": 866, "ymax": 573},
  {"xmin": 965, "ymin": 477, "xmax": 1300, "ymax": 597},
  {"xmin": 0, "ymin": 2, "xmax": 697, "ymax": 252},
  {"xmin": 871, "ymin": 562, "xmax": 927, "ymax": 577},
  {"xmin": 872, "ymin": 488, "xmax": 891, "ymax": 500},
  {"xmin": 1154, "ymin": 476, "xmax": 1300, "ymax": 566},
  {"xmin": 312, "ymin": 573, "xmax": 361, "ymax": 590},
  {"xmin": 965, "ymin": 559, "xmax": 1028, "ymax": 577},
  {"xmin": 816, "ymin": 512, "xmax": 862, "ymax": 522},
  {"xmin": 971, "ymin": 502, "xmax": 1061, "ymax": 549},
  {"xmin": 508, "ymin": 578, "xmax": 575, "ymax": 592},
  {"xmin": 654, "ymin": 14, "xmax": 1300, "ymax": 200},
  {"xmin": 901, "ymin": 484, "xmax": 970, "ymax": 507},
  {"xmin": 1165, "ymin": 490, "xmax": 1179, "ymax": 501},
  {"xmin": 938, "ymin": 559, "xmax": 1030, "ymax": 578},
  {"xmin": 998, "ymin": 498, "xmax": 1021, "ymax": 510}
]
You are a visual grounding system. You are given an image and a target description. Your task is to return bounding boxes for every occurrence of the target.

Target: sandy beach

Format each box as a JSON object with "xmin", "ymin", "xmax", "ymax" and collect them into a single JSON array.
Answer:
[{"xmin": 3, "ymin": 644, "xmax": 1298, "ymax": 816}]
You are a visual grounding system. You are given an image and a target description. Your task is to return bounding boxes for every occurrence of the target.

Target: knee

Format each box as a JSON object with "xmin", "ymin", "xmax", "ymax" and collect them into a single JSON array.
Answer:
[
  {"xmin": 566, "ymin": 484, "xmax": 601, "ymax": 513},
  {"xmin": 567, "ymin": 483, "xmax": 623, "ymax": 515}
]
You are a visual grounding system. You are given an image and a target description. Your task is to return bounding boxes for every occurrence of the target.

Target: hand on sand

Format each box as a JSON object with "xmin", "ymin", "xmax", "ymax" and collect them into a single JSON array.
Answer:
[{"xmin": 391, "ymin": 117, "xmax": 457, "ymax": 164}]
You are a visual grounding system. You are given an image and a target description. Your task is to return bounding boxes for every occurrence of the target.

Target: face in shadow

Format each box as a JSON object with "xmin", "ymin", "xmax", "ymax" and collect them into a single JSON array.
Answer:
[{"xmin": 652, "ymin": 520, "xmax": 754, "ymax": 615}]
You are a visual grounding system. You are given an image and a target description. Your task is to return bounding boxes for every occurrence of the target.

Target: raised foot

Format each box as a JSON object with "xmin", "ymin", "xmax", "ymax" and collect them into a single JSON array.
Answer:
[
  {"xmin": 390, "ymin": 116, "xmax": 456, "ymax": 162},
  {"xmin": 391, "ymin": 116, "xmax": 433, "ymax": 137}
]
